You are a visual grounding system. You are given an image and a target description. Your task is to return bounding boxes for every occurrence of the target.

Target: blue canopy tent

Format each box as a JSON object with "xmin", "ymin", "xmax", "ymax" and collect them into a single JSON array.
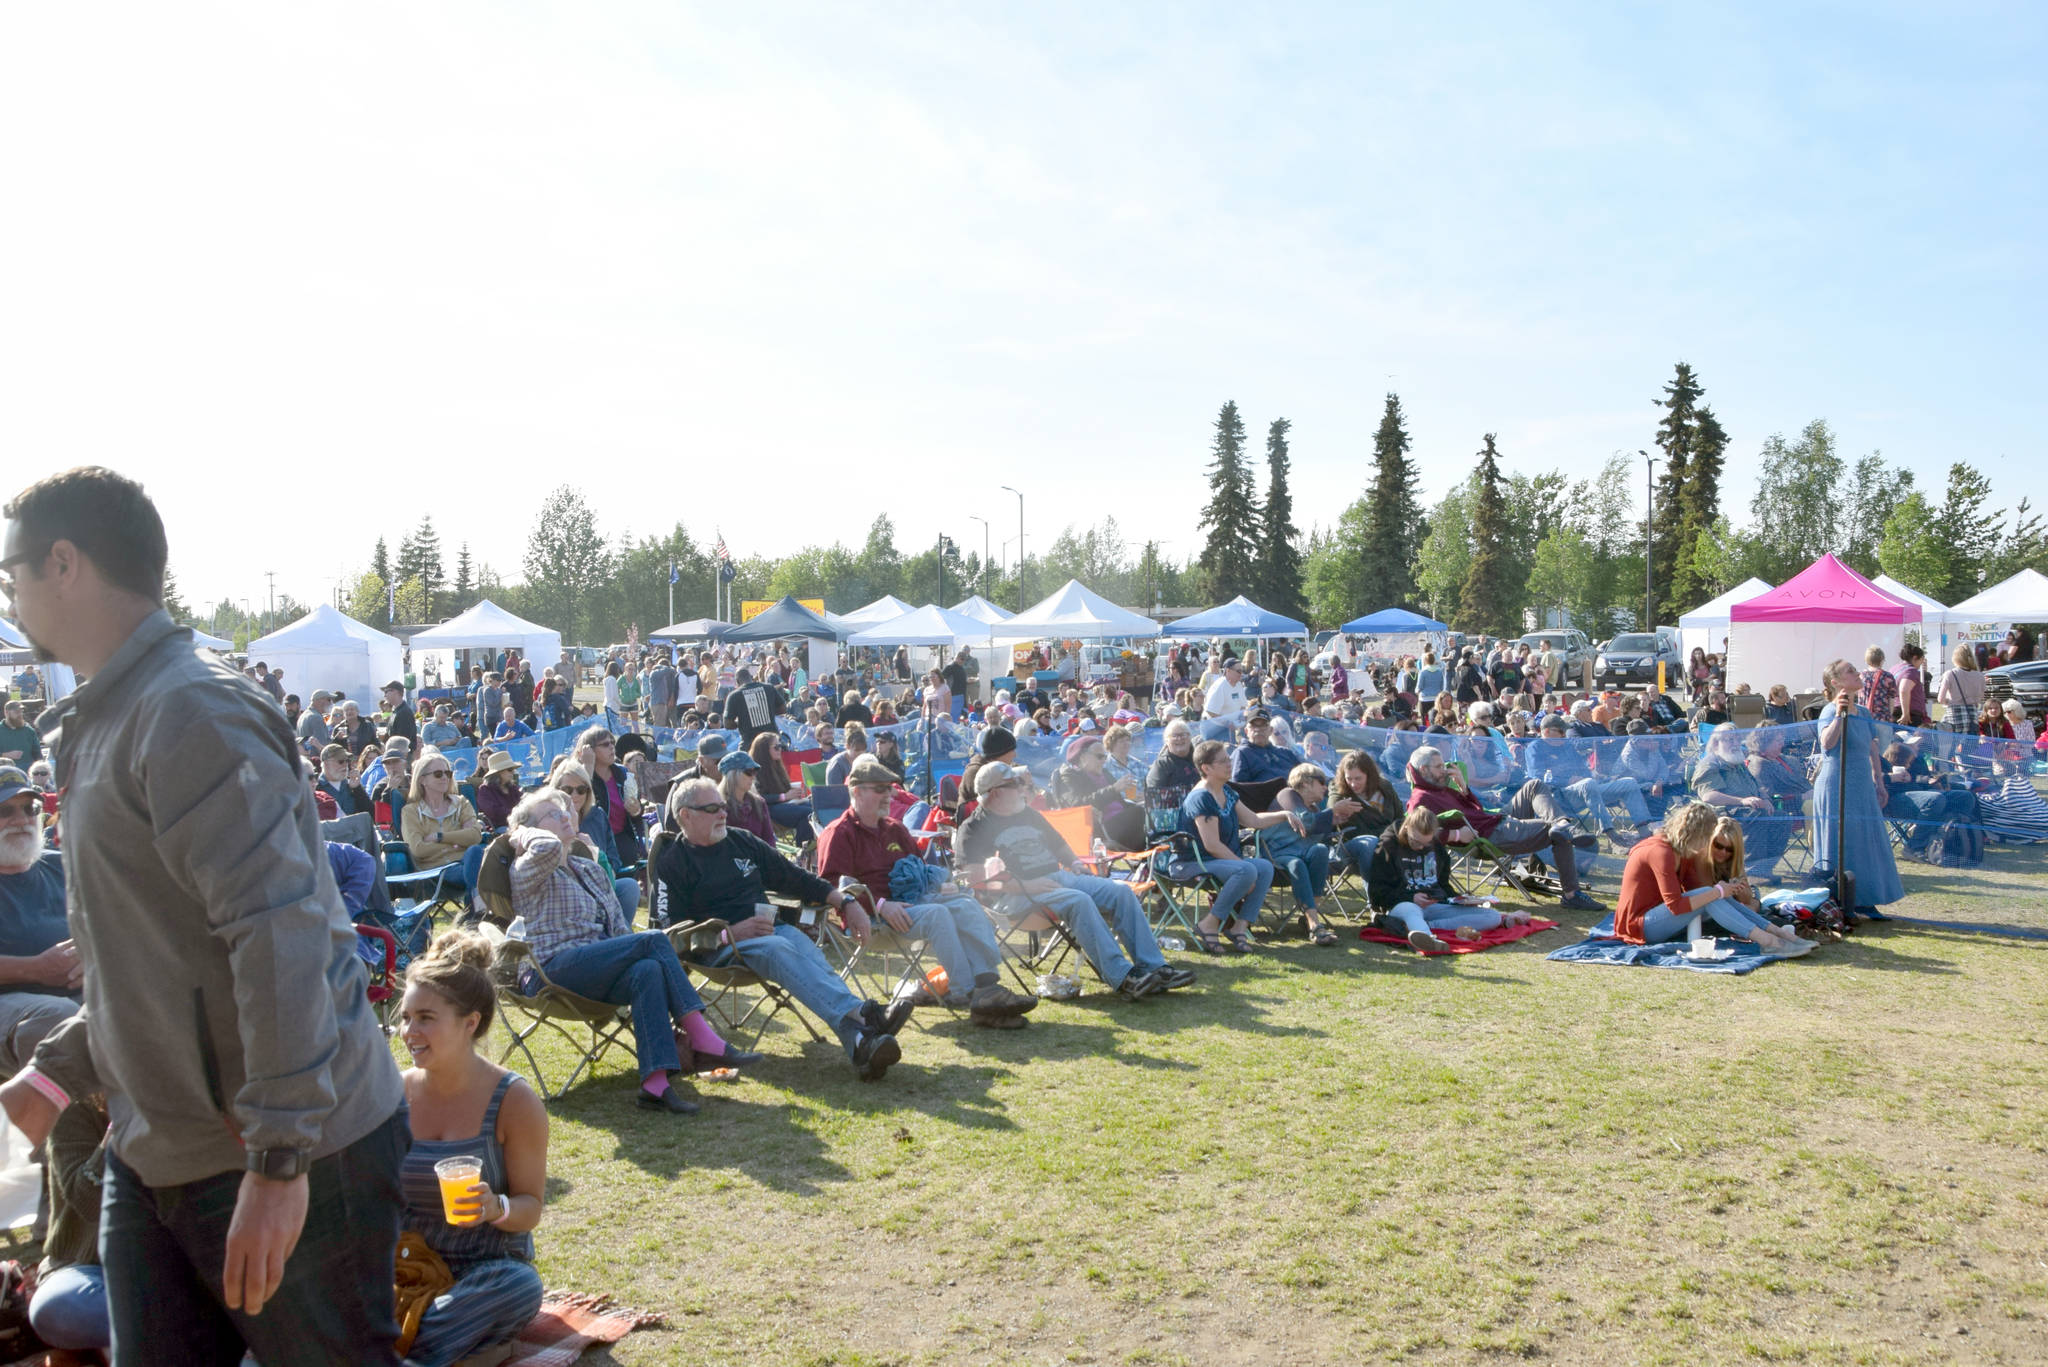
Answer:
[
  {"xmin": 1161, "ymin": 595, "xmax": 1307, "ymax": 640},
  {"xmin": 1339, "ymin": 608, "xmax": 1447, "ymax": 634}
]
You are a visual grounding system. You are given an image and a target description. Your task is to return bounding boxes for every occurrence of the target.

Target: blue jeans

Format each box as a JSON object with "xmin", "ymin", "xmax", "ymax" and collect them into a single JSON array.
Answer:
[
  {"xmin": 717, "ymin": 924, "xmax": 867, "ymax": 1056},
  {"xmin": 1387, "ymin": 900, "xmax": 1503, "ymax": 938},
  {"xmin": 899, "ymin": 894, "xmax": 1003, "ymax": 992},
  {"xmin": 1341, "ymin": 834, "xmax": 1380, "ymax": 873},
  {"xmin": 1565, "ymin": 777, "xmax": 1652, "ymax": 829},
  {"xmin": 1636, "ymin": 889, "xmax": 1777, "ymax": 944},
  {"xmin": 29, "ymin": 1264, "xmax": 107, "ymax": 1350},
  {"xmin": 1031, "ymin": 871, "xmax": 1165, "ymax": 988},
  {"xmin": 543, "ymin": 931, "xmax": 705, "ymax": 1077},
  {"xmin": 614, "ymin": 875, "xmax": 641, "ymax": 920},
  {"xmin": 1272, "ymin": 842, "xmax": 1330, "ymax": 915},
  {"xmin": 408, "ymin": 1255, "xmax": 545, "ymax": 1367},
  {"xmin": 100, "ymin": 1107, "xmax": 408, "ymax": 1366},
  {"xmin": 1203, "ymin": 857, "xmax": 1274, "ymax": 928},
  {"xmin": 767, "ymin": 798, "xmax": 813, "ymax": 832}
]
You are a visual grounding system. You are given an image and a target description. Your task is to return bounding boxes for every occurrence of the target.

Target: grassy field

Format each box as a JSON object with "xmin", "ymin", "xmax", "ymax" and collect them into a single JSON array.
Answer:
[{"xmin": 467, "ymin": 835, "xmax": 2048, "ymax": 1366}]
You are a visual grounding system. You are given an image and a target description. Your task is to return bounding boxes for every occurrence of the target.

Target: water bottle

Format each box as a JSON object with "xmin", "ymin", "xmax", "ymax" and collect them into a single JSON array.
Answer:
[
  {"xmin": 1091, "ymin": 836, "xmax": 1107, "ymax": 865},
  {"xmin": 1159, "ymin": 935, "xmax": 1187, "ymax": 952},
  {"xmin": 1543, "ymin": 769, "xmax": 1555, "ymax": 786},
  {"xmin": 505, "ymin": 915, "xmax": 527, "ymax": 940}
]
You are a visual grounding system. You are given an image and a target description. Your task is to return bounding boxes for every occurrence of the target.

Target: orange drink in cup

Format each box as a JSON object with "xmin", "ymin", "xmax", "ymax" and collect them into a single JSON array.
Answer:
[{"xmin": 434, "ymin": 1156, "xmax": 483, "ymax": 1224}]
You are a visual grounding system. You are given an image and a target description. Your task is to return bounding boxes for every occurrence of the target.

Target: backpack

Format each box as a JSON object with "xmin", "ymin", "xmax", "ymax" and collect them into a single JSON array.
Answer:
[{"xmin": 1932, "ymin": 819, "xmax": 1985, "ymax": 868}]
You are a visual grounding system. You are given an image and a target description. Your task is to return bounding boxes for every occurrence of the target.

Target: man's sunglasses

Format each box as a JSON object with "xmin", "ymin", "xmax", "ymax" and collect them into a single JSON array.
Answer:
[{"xmin": 682, "ymin": 802, "xmax": 725, "ymax": 814}]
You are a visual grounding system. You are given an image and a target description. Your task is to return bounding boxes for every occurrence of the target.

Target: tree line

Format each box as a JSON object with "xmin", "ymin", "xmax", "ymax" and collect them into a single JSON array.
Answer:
[{"xmin": 180, "ymin": 363, "xmax": 2044, "ymax": 651}]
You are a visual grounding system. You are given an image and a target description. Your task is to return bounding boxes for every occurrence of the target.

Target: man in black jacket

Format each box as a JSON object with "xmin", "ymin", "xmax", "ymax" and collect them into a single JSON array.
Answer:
[
  {"xmin": 655, "ymin": 778, "xmax": 904, "ymax": 1080},
  {"xmin": 381, "ymin": 681, "xmax": 417, "ymax": 748}
]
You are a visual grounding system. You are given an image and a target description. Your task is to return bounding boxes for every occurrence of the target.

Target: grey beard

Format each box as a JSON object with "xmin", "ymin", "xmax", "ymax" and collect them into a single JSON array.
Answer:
[{"xmin": 0, "ymin": 823, "xmax": 45, "ymax": 866}]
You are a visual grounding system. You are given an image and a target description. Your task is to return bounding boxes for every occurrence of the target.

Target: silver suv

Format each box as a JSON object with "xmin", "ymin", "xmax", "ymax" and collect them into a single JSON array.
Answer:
[
  {"xmin": 1595, "ymin": 632, "xmax": 1681, "ymax": 688},
  {"xmin": 1518, "ymin": 629, "xmax": 1592, "ymax": 677}
]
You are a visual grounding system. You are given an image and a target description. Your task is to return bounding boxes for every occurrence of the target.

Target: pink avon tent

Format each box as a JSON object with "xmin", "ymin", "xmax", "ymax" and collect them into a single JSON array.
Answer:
[{"xmin": 1725, "ymin": 554, "xmax": 1920, "ymax": 695}]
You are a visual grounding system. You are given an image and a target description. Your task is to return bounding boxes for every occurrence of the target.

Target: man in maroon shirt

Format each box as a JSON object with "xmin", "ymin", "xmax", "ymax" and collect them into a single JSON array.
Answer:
[{"xmin": 815, "ymin": 756, "xmax": 1036, "ymax": 1029}]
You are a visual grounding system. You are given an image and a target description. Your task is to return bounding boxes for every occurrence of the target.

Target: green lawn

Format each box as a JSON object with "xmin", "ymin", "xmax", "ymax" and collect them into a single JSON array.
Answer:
[{"xmin": 463, "ymin": 841, "xmax": 2048, "ymax": 1366}]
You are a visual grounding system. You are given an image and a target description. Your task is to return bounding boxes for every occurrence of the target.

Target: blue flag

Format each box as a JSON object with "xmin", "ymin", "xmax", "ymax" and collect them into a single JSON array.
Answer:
[{"xmin": 669, "ymin": 560, "xmax": 679, "ymax": 585}]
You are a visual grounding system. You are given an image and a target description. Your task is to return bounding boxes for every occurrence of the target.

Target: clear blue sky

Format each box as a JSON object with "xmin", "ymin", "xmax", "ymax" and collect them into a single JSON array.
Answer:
[{"xmin": 2, "ymin": 1, "xmax": 2041, "ymax": 609}]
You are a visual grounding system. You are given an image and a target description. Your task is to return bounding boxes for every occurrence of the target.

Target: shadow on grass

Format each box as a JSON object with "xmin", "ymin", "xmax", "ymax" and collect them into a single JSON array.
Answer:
[
  {"xmin": 596, "ymin": 1092, "xmax": 856, "ymax": 1192},
  {"xmin": 1829, "ymin": 932, "xmax": 1962, "ymax": 974},
  {"xmin": 922, "ymin": 1016, "xmax": 1199, "ymax": 1071}
]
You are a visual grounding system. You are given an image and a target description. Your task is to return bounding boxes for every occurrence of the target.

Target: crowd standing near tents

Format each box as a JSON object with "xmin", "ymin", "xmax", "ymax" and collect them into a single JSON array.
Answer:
[{"xmin": 2, "ymin": 466, "xmax": 2047, "ymax": 1364}]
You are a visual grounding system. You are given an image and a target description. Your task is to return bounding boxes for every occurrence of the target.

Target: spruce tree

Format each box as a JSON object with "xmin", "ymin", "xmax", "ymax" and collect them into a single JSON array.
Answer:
[
  {"xmin": 1669, "ymin": 403, "xmax": 1726, "ymax": 605},
  {"xmin": 1649, "ymin": 362, "xmax": 1702, "ymax": 621},
  {"xmin": 453, "ymin": 543, "xmax": 475, "ymax": 609},
  {"xmin": 1359, "ymin": 393, "xmax": 1421, "ymax": 609},
  {"xmin": 1196, "ymin": 400, "xmax": 1260, "ymax": 600},
  {"xmin": 370, "ymin": 537, "xmax": 390, "ymax": 589},
  {"xmin": 1457, "ymin": 434, "xmax": 1516, "ymax": 636},
  {"xmin": 1253, "ymin": 417, "xmax": 1306, "ymax": 619}
]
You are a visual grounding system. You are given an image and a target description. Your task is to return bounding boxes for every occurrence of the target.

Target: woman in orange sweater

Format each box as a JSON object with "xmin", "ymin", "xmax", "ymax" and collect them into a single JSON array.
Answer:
[{"xmin": 1613, "ymin": 802, "xmax": 1808, "ymax": 953}]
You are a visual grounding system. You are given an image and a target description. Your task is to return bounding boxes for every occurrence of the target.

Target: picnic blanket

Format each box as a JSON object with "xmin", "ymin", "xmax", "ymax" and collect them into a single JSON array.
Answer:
[
  {"xmin": 1360, "ymin": 917, "xmax": 1558, "ymax": 955},
  {"xmin": 503, "ymin": 1291, "xmax": 664, "ymax": 1366},
  {"xmin": 1546, "ymin": 918, "xmax": 1795, "ymax": 974}
]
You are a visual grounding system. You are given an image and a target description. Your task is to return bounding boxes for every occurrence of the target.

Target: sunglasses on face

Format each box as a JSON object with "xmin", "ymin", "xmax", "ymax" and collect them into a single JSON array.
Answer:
[
  {"xmin": 682, "ymin": 802, "xmax": 726, "ymax": 814},
  {"xmin": 560, "ymin": 783, "xmax": 591, "ymax": 795}
]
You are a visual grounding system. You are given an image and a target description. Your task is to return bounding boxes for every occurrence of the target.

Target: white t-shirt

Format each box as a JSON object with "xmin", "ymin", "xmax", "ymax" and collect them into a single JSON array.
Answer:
[
  {"xmin": 676, "ymin": 668, "xmax": 699, "ymax": 704},
  {"xmin": 1203, "ymin": 676, "xmax": 1246, "ymax": 719}
]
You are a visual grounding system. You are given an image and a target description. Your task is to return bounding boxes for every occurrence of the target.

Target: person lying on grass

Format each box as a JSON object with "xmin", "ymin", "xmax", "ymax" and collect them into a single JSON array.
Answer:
[
  {"xmin": 1366, "ymin": 808, "xmax": 1534, "ymax": 952},
  {"xmin": 1612, "ymin": 801, "xmax": 1808, "ymax": 954}
]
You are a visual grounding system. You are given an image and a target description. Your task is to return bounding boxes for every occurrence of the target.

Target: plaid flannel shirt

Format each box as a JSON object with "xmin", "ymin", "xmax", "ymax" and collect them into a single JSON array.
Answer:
[{"xmin": 510, "ymin": 832, "xmax": 631, "ymax": 967}]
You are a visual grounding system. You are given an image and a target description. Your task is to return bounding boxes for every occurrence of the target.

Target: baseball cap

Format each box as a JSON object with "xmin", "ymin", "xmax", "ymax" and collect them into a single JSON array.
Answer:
[
  {"xmin": 696, "ymin": 734, "xmax": 728, "ymax": 758},
  {"xmin": 717, "ymin": 751, "xmax": 759, "ymax": 774},
  {"xmin": 973, "ymin": 761, "xmax": 1026, "ymax": 797},
  {"xmin": 847, "ymin": 754, "xmax": 896, "ymax": 787},
  {"xmin": 0, "ymin": 766, "xmax": 32, "ymax": 807},
  {"xmin": 1245, "ymin": 705, "xmax": 1271, "ymax": 722}
]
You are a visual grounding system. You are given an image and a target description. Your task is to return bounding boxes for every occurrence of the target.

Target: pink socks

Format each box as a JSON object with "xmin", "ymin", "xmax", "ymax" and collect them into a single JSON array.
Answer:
[
  {"xmin": 680, "ymin": 1012, "xmax": 728, "ymax": 1057},
  {"xmin": 642, "ymin": 1071, "xmax": 670, "ymax": 1097}
]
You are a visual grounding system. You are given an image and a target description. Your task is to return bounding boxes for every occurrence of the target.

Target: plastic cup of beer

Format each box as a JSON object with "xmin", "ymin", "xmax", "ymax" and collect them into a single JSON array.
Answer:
[{"xmin": 435, "ymin": 1156, "xmax": 483, "ymax": 1224}]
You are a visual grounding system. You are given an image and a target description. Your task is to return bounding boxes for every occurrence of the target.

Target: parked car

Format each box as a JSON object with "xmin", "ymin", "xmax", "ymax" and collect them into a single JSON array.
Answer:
[
  {"xmin": 1518, "ymin": 629, "xmax": 1593, "ymax": 678},
  {"xmin": 1595, "ymin": 632, "xmax": 1683, "ymax": 689},
  {"xmin": 1986, "ymin": 660, "xmax": 2048, "ymax": 727}
]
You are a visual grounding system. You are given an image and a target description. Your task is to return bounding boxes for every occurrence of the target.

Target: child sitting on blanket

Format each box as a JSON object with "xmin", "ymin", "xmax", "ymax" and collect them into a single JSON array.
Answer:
[{"xmin": 1367, "ymin": 808, "xmax": 1535, "ymax": 952}]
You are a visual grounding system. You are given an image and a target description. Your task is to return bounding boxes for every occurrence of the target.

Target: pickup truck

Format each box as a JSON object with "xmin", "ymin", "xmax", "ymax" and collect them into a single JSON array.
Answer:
[{"xmin": 1986, "ymin": 659, "xmax": 2048, "ymax": 727}]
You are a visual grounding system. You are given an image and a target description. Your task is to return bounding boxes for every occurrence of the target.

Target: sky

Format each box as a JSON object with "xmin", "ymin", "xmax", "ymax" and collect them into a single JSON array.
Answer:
[{"xmin": 3, "ymin": 1, "xmax": 2043, "ymax": 613}]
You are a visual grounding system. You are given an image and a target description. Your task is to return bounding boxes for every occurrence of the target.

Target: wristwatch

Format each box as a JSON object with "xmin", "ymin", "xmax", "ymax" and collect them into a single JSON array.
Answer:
[{"xmin": 247, "ymin": 1147, "xmax": 312, "ymax": 1180}]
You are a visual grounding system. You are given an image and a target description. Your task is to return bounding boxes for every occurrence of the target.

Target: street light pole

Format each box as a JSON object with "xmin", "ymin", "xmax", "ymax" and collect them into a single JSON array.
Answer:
[
  {"xmin": 1639, "ymin": 449, "xmax": 1657, "ymax": 630},
  {"xmin": 1000, "ymin": 486, "xmax": 1025, "ymax": 611},
  {"xmin": 968, "ymin": 515, "xmax": 989, "ymax": 598}
]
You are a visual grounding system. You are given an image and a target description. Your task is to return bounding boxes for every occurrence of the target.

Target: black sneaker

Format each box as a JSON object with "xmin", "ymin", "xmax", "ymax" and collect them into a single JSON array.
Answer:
[
  {"xmin": 1116, "ymin": 968, "xmax": 1166, "ymax": 1002},
  {"xmin": 965, "ymin": 982, "xmax": 1038, "ymax": 1017},
  {"xmin": 851, "ymin": 1031, "xmax": 901, "ymax": 1082},
  {"xmin": 1558, "ymin": 890, "xmax": 1605, "ymax": 913},
  {"xmin": 862, "ymin": 998, "xmax": 915, "ymax": 1038},
  {"xmin": 636, "ymin": 1086, "xmax": 700, "ymax": 1115},
  {"xmin": 1156, "ymin": 966, "xmax": 1197, "ymax": 991}
]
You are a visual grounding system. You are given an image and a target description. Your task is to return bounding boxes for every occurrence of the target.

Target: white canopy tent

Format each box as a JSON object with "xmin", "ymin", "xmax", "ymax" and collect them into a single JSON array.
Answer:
[
  {"xmin": 847, "ymin": 604, "xmax": 998, "ymax": 649},
  {"xmin": 407, "ymin": 600, "xmax": 563, "ymax": 676},
  {"xmin": 1678, "ymin": 577, "xmax": 1772, "ymax": 663},
  {"xmin": 1948, "ymin": 569, "xmax": 2048, "ymax": 640},
  {"xmin": 1872, "ymin": 575, "xmax": 1958, "ymax": 679},
  {"xmin": 850, "ymin": 603, "xmax": 1007, "ymax": 698},
  {"xmin": 835, "ymin": 594, "xmax": 918, "ymax": 630},
  {"xmin": 0, "ymin": 621, "xmax": 77, "ymax": 701},
  {"xmin": 190, "ymin": 627, "xmax": 234, "ymax": 651},
  {"xmin": 993, "ymin": 580, "xmax": 1159, "ymax": 642},
  {"xmin": 247, "ymin": 604, "xmax": 403, "ymax": 706},
  {"xmin": 948, "ymin": 594, "xmax": 1016, "ymax": 625}
]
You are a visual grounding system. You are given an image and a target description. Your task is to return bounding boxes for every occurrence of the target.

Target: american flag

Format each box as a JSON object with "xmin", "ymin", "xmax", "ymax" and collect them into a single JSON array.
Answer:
[{"xmin": 713, "ymin": 532, "xmax": 729, "ymax": 562}]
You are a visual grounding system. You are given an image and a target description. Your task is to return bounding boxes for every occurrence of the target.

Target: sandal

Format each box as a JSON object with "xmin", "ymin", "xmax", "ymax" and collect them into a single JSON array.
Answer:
[
  {"xmin": 1190, "ymin": 930, "xmax": 1227, "ymax": 955},
  {"xmin": 1226, "ymin": 931, "xmax": 1257, "ymax": 953},
  {"xmin": 1309, "ymin": 927, "xmax": 1340, "ymax": 947}
]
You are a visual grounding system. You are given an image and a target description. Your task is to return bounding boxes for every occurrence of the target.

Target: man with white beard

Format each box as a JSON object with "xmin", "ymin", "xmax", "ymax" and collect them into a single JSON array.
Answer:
[{"xmin": 0, "ymin": 763, "xmax": 79, "ymax": 1076}]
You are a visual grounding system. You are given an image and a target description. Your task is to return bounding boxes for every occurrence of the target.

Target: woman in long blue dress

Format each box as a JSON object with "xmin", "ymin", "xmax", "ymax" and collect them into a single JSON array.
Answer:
[{"xmin": 1813, "ymin": 658, "xmax": 1903, "ymax": 912}]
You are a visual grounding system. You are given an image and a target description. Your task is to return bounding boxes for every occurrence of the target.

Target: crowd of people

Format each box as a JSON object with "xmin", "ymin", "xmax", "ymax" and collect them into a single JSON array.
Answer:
[{"xmin": 0, "ymin": 466, "xmax": 2042, "ymax": 1365}]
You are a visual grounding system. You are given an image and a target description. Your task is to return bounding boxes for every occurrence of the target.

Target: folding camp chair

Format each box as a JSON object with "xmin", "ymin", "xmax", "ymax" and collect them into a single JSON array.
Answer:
[
  {"xmin": 356, "ymin": 924, "xmax": 400, "ymax": 1031},
  {"xmin": 962, "ymin": 872, "xmax": 1087, "ymax": 999},
  {"xmin": 801, "ymin": 760, "xmax": 831, "ymax": 789},
  {"xmin": 476, "ymin": 923, "xmax": 636, "ymax": 1101},
  {"xmin": 662, "ymin": 918, "xmax": 829, "ymax": 1051},
  {"xmin": 809, "ymin": 883, "xmax": 956, "ymax": 1026}
]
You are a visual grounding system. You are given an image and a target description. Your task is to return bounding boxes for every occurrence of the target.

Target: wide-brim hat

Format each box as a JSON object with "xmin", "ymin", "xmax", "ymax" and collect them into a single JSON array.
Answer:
[{"xmin": 483, "ymin": 750, "xmax": 521, "ymax": 778}]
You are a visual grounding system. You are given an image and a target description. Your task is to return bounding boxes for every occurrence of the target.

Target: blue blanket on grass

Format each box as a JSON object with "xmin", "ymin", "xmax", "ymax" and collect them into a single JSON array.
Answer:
[{"xmin": 1545, "ymin": 918, "xmax": 1795, "ymax": 974}]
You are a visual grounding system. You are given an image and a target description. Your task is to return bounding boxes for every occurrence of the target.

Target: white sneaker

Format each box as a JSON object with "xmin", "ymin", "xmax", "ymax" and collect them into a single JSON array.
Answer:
[{"xmin": 1768, "ymin": 935, "xmax": 1813, "ymax": 957}]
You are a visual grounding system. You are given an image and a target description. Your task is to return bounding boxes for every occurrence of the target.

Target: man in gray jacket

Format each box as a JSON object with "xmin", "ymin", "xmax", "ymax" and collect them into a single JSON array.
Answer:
[{"xmin": 0, "ymin": 468, "xmax": 408, "ymax": 1365}]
